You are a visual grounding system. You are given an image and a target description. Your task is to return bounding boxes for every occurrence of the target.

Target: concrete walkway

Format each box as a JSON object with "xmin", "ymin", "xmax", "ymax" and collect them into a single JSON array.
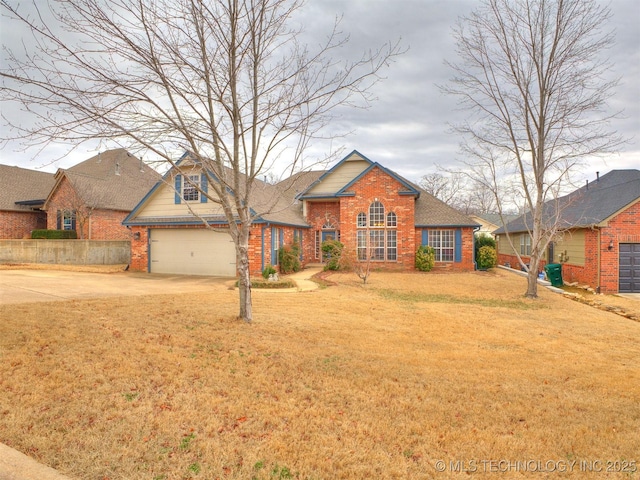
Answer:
[
  {"xmin": 0, "ymin": 443, "xmax": 73, "ymax": 480},
  {"xmin": 252, "ymin": 266, "xmax": 323, "ymax": 293}
]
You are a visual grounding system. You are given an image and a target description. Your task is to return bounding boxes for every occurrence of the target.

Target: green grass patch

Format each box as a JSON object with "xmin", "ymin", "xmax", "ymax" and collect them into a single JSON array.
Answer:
[{"xmin": 376, "ymin": 289, "xmax": 546, "ymax": 310}]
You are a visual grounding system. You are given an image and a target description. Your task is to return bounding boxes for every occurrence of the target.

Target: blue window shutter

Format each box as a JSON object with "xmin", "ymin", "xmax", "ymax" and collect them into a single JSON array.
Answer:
[
  {"xmin": 271, "ymin": 227, "xmax": 276, "ymax": 265},
  {"xmin": 174, "ymin": 175, "xmax": 182, "ymax": 204},
  {"xmin": 71, "ymin": 211, "xmax": 76, "ymax": 231},
  {"xmin": 200, "ymin": 174, "xmax": 208, "ymax": 203},
  {"xmin": 455, "ymin": 229, "xmax": 462, "ymax": 262},
  {"xmin": 422, "ymin": 229, "xmax": 429, "ymax": 246}
]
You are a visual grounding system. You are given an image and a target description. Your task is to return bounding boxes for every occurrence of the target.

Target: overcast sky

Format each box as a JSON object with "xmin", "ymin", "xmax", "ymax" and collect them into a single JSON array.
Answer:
[{"xmin": 1, "ymin": 0, "xmax": 638, "ymax": 186}]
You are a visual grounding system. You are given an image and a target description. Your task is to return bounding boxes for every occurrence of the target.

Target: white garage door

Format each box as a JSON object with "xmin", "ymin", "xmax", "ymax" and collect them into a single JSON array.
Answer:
[{"xmin": 150, "ymin": 229, "xmax": 236, "ymax": 276}]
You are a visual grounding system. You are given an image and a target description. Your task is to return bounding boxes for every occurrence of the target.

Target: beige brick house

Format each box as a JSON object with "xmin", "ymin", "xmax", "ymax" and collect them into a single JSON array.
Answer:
[{"xmin": 124, "ymin": 150, "xmax": 479, "ymax": 276}]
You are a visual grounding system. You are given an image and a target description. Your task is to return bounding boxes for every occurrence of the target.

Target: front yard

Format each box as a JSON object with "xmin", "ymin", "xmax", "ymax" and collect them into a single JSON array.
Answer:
[{"xmin": 0, "ymin": 269, "xmax": 638, "ymax": 479}]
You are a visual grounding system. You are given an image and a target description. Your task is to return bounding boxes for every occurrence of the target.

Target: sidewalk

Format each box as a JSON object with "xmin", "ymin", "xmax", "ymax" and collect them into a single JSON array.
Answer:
[
  {"xmin": 250, "ymin": 266, "xmax": 322, "ymax": 293},
  {"xmin": 0, "ymin": 443, "xmax": 73, "ymax": 480}
]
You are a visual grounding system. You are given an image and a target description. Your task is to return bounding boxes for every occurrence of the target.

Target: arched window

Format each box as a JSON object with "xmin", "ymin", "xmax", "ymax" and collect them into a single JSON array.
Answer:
[
  {"xmin": 356, "ymin": 202, "xmax": 398, "ymax": 262},
  {"xmin": 369, "ymin": 201, "xmax": 385, "ymax": 227}
]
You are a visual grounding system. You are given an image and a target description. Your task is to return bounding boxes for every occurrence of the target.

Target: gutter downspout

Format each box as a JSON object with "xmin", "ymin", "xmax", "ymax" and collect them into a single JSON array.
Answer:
[
  {"xmin": 596, "ymin": 227, "xmax": 601, "ymax": 294},
  {"xmin": 473, "ymin": 226, "xmax": 481, "ymax": 270}
]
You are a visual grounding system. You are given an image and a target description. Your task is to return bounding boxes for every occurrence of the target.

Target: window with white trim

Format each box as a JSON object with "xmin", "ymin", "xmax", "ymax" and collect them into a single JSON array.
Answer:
[
  {"xmin": 183, "ymin": 175, "xmax": 200, "ymax": 201},
  {"xmin": 369, "ymin": 201, "xmax": 385, "ymax": 227},
  {"xmin": 356, "ymin": 202, "xmax": 398, "ymax": 262},
  {"xmin": 429, "ymin": 229, "xmax": 454, "ymax": 262},
  {"xmin": 520, "ymin": 234, "xmax": 532, "ymax": 256}
]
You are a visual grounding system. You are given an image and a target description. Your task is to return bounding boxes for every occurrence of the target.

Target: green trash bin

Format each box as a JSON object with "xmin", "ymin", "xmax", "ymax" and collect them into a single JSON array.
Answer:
[{"xmin": 544, "ymin": 263, "xmax": 563, "ymax": 287}]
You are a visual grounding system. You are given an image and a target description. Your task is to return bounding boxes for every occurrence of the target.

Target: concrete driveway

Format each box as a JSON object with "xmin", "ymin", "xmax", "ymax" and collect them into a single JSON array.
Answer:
[{"xmin": 0, "ymin": 269, "xmax": 232, "ymax": 305}]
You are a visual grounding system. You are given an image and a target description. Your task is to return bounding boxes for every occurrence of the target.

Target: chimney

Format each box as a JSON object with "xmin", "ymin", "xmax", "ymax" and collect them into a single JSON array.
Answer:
[
  {"xmin": 586, "ymin": 179, "xmax": 589, "ymax": 190},
  {"xmin": 596, "ymin": 171, "xmax": 600, "ymax": 182}
]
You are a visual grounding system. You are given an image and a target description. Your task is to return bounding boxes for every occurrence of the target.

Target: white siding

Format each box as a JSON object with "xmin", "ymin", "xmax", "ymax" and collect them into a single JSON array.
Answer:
[{"xmin": 135, "ymin": 171, "xmax": 225, "ymax": 218}]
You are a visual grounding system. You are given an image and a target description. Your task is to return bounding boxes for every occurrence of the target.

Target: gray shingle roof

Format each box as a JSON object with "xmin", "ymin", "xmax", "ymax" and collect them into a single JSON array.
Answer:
[
  {"xmin": 126, "ymin": 151, "xmax": 479, "ymax": 228},
  {"xmin": 414, "ymin": 187, "xmax": 480, "ymax": 227},
  {"xmin": 50, "ymin": 149, "xmax": 160, "ymax": 211},
  {"xmin": 495, "ymin": 169, "xmax": 640, "ymax": 233},
  {"xmin": 0, "ymin": 164, "xmax": 55, "ymax": 212}
]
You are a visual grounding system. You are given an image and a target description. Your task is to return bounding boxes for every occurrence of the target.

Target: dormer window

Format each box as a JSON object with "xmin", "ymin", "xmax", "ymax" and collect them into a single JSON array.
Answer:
[{"xmin": 183, "ymin": 175, "xmax": 200, "ymax": 202}]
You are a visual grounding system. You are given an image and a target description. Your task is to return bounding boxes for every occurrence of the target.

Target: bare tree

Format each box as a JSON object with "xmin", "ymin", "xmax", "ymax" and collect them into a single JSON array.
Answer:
[
  {"xmin": 418, "ymin": 172, "xmax": 464, "ymax": 206},
  {"xmin": 442, "ymin": 0, "xmax": 622, "ymax": 298},
  {"xmin": 0, "ymin": 0, "xmax": 401, "ymax": 322}
]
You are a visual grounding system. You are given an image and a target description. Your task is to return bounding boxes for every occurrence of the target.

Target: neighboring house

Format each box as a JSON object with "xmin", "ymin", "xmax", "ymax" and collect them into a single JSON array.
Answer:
[
  {"xmin": 43, "ymin": 149, "xmax": 160, "ymax": 240},
  {"xmin": 0, "ymin": 165, "xmax": 55, "ymax": 239},
  {"xmin": 123, "ymin": 150, "xmax": 479, "ymax": 276},
  {"xmin": 494, "ymin": 170, "xmax": 640, "ymax": 294},
  {"xmin": 469, "ymin": 213, "xmax": 519, "ymax": 238}
]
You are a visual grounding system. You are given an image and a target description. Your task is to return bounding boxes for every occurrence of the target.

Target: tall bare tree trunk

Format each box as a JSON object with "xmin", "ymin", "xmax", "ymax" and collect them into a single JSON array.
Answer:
[{"xmin": 236, "ymin": 224, "xmax": 252, "ymax": 323}]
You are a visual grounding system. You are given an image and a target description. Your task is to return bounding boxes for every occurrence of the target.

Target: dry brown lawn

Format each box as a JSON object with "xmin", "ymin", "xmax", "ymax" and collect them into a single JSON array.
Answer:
[{"xmin": 1, "ymin": 268, "xmax": 639, "ymax": 479}]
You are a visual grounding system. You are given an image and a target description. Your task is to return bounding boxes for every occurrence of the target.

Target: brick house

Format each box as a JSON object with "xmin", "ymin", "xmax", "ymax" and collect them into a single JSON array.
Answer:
[
  {"xmin": 43, "ymin": 149, "xmax": 160, "ymax": 240},
  {"xmin": 494, "ymin": 169, "xmax": 640, "ymax": 293},
  {"xmin": 0, "ymin": 165, "xmax": 55, "ymax": 239},
  {"xmin": 124, "ymin": 150, "xmax": 479, "ymax": 276}
]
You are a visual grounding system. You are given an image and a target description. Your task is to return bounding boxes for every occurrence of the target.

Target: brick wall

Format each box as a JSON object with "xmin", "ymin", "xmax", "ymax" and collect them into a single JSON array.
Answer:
[
  {"xmin": 342, "ymin": 167, "xmax": 416, "ymax": 270},
  {"xmin": 600, "ymin": 200, "xmax": 640, "ymax": 293},
  {"xmin": 0, "ymin": 211, "xmax": 46, "ymax": 239},
  {"xmin": 129, "ymin": 226, "xmax": 149, "ymax": 271},
  {"xmin": 87, "ymin": 209, "xmax": 132, "ymax": 240},
  {"xmin": 303, "ymin": 167, "xmax": 417, "ymax": 270}
]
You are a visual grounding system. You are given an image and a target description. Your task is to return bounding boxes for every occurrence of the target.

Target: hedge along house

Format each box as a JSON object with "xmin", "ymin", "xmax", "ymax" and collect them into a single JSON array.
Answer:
[
  {"xmin": 43, "ymin": 149, "xmax": 160, "ymax": 240},
  {"xmin": 494, "ymin": 169, "xmax": 640, "ymax": 294},
  {"xmin": 123, "ymin": 150, "xmax": 479, "ymax": 277}
]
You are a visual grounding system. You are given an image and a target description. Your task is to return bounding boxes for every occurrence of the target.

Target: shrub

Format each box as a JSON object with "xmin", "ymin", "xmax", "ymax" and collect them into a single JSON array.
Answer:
[
  {"xmin": 31, "ymin": 229, "xmax": 78, "ymax": 239},
  {"xmin": 475, "ymin": 233, "xmax": 496, "ymax": 258},
  {"xmin": 278, "ymin": 242, "xmax": 301, "ymax": 274},
  {"xmin": 477, "ymin": 245, "xmax": 497, "ymax": 269},
  {"xmin": 262, "ymin": 264, "xmax": 277, "ymax": 279},
  {"xmin": 321, "ymin": 240, "xmax": 344, "ymax": 271},
  {"xmin": 415, "ymin": 245, "xmax": 435, "ymax": 272}
]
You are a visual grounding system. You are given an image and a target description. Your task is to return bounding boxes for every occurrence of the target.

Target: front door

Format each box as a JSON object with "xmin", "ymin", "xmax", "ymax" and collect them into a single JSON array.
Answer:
[{"xmin": 321, "ymin": 230, "xmax": 336, "ymax": 263}]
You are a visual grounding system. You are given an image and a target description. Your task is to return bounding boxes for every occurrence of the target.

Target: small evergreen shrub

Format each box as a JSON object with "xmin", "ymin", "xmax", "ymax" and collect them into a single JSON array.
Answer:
[
  {"xmin": 475, "ymin": 233, "xmax": 496, "ymax": 258},
  {"xmin": 262, "ymin": 264, "xmax": 277, "ymax": 279},
  {"xmin": 31, "ymin": 229, "xmax": 78, "ymax": 239},
  {"xmin": 278, "ymin": 242, "xmax": 301, "ymax": 274},
  {"xmin": 415, "ymin": 245, "xmax": 435, "ymax": 272},
  {"xmin": 321, "ymin": 240, "xmax": 344, "ymax": 271},
  {"xmin": 477, "ymin": 245, "xmax": 497, "ymax": 270}
]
